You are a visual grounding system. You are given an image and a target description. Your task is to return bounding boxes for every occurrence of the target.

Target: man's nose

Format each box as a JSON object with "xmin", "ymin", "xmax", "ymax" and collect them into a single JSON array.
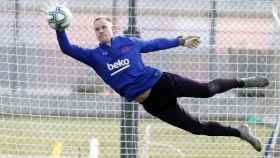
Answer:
[{"xmin": 99, "ymin": 28, "xmax": 104, "ymax": 33}]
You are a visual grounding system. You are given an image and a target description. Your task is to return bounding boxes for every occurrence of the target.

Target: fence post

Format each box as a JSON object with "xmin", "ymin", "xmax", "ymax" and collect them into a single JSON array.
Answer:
[{"xmin": 121, "ymin": 0, "xmax": 139, "ymax": 157}]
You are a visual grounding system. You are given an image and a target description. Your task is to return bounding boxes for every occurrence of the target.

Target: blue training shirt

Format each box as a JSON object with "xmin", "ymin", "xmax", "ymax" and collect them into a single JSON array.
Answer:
[{"xmin": 56, "ymin": 31, "xmax": 180, "ymax": 101}]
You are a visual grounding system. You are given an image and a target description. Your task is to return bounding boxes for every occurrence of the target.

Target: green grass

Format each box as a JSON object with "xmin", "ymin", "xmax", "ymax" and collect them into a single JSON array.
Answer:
[{"xmin": 0, "ymin": 114, "xmax": 272, "ymax": 158}]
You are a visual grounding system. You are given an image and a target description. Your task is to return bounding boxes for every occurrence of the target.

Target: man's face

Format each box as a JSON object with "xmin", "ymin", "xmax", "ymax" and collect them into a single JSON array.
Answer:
[{"xmin": 94, "ymin": 19, "xmax": 113, "ymax": 44}]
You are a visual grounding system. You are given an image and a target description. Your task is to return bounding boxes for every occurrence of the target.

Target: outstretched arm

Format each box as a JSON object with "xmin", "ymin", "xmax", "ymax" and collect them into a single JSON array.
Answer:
[
  {"xmin": 56, "ymin": 30, "xmax": 95, "ymax": 65},
  {"xmin": 130, "ymin": 36, "xmax": 201, "ymax": 53},
  {"xmin": 130, "ymin": 37, "xmax": 180, "ymax": 53},
  {"xmin": 47, "ymin": 6, "xmax": 95, "ymax": 65}
]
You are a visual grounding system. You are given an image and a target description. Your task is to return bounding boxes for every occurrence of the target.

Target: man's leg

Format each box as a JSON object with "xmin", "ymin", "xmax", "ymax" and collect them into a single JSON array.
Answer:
[
  {"xmin": 164, "ymin": 72, "xmax": 269, "ymax": 98},
  {"xmin": 142, "ymin": 100, "xmax": 262, "ymax": 152},
  {"xmin": 143, "ymin": 100, "xmax": 240, "ymax": 137},
  {"xmin": 141, "ymin": 72, "xmax": 264, "ymax": 151}
]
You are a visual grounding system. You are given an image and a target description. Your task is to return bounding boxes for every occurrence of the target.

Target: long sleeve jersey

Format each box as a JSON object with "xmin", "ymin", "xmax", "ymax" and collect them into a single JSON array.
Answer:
[{"xmin": 56, "ymin": 31, "xmax": 180, "ymax": 101}]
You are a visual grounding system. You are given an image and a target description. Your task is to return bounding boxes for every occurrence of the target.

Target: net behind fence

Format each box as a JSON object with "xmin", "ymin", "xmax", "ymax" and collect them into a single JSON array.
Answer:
[{"xmin": 0, "ymin": 0, "xmax": 280, "ymax": 157}]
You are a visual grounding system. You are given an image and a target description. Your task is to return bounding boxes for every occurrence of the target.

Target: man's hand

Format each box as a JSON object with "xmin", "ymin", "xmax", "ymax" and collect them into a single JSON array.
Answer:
[
  {"xmin": 47, "ymin": 6, "xmax": 73, "ymax": 31},
  {"xmin": 179, "ymin": 36, "xmax": 201, "ymax": 49}
]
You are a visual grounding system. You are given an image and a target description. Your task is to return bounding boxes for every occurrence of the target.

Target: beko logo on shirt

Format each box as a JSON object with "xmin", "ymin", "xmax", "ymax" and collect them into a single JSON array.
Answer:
[{"xmin": 107, "ymin": 59, "xmax": 130, "ymax": 76}]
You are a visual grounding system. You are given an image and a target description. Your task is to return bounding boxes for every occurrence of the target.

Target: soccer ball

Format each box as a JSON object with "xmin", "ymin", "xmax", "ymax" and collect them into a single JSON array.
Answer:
[{"xmin": 47, "ymin": 6, "xmax": 73, "ymax": 30}]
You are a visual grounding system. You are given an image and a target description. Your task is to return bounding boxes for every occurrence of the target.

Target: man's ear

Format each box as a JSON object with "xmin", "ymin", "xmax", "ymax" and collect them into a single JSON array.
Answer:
[{"xmin": 112, "ymin": 25, "xmax": 119, "ymax": 34}]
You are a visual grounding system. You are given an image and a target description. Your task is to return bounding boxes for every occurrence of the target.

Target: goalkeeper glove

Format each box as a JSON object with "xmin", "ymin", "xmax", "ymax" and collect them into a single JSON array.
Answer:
[
  {"xmin": 47, "ymin": 6, "xmax": 73, "ymax": 31},
  {"xmin": 179, "ymin": 36, "xmax": 201, "ymax": 48}
]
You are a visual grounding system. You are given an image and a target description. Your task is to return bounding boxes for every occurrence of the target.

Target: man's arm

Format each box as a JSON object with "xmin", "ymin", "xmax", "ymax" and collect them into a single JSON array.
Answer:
[
  {"xmin": 56, "ymin": 30, "xmax": 95, "ymax": 64},
  {"xmin": 130, "ymin": 36, "xmax": 200, "ymax": 53},
  {"xmin": 130, "ymin": 37, "xmax": 180, "ymax": 53},
  {"xmin": 48, "ymin": 6, "xmax": 97, "ymax": 65}
]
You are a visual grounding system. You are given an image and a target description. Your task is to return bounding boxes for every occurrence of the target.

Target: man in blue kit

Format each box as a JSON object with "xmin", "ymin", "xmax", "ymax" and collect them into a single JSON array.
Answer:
[{"xmin": 52, "ymin": 16, "xmax": 269, "ymax": 152}]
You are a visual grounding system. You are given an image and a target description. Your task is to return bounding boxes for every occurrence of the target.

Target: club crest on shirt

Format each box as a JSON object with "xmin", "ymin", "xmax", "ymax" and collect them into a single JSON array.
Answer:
[
  {"xmin": 120, "ymin": 46, "xmax": 130, "ymax": 53},
  {"xmin": 102, "ymin": 51, "xmax": 108, "ymax": 56}
]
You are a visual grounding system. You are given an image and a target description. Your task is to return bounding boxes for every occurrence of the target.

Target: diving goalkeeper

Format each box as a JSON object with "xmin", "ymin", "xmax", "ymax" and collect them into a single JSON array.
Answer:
[{"xmin": 50, "ymin": 11, "xmax": 268, "ymax": 152}]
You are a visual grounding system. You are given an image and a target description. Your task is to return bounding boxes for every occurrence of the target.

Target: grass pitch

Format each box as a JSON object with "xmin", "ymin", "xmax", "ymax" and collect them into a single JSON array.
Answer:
[{"xmin": 0, "ymin": 114, "xmax": 272, "ymax": 158}]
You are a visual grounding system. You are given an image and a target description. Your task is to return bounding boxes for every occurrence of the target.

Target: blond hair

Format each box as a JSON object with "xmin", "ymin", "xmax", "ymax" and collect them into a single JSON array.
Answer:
[{"xmin": 94, "ymin": 16, "xmax": 112, "ymax": 23}]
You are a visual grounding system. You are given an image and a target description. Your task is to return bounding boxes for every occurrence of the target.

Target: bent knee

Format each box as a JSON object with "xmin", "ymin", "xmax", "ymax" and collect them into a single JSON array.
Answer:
[{"xmin": 207, "ymin": 80, "xmax": 221, "ymax": 97}]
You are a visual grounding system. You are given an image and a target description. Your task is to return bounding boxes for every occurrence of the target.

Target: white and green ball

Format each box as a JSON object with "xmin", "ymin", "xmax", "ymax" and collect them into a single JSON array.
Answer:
[{"xmin": 48, "ymin": 6, "xmax": 73, "ymax": 30}]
